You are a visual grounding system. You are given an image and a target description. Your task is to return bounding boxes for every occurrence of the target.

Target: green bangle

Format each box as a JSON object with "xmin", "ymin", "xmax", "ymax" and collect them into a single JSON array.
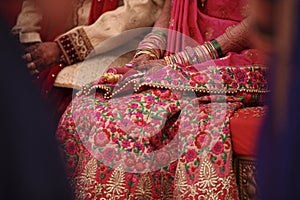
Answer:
[
  {"xmin": 153, "ymin": 30, "xmax": 167, "ymax": 38},
  {"xmin": 210, "ymin": 39, "xmax": 223, "ymax": 57}
]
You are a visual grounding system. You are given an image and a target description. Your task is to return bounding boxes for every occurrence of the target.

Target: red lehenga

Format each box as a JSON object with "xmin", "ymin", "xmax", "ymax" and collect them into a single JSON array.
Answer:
[{"xmin": 57, "ymin": 0, "xmax": 268, "ymax": 199}]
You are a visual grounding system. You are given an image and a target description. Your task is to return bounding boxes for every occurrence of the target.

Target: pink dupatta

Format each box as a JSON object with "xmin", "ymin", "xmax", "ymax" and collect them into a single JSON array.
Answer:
[{"xmin": 167, "ymin": 0, "xmax": 264, "ymax": 66}]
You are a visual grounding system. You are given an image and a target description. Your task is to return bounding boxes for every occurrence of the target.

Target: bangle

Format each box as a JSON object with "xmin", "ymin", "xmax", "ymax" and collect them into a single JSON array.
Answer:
[
  {"xmin": 152, "ymin": 30, "xmax": 167, "ymax": 38},
  {"xmin": 204, "ymin": 41, "xmax": 218, "ymax": 59},
  {"xmin": 210, "ymin": 39, "xmax": 223, "ymax": 57},
  {"xmin": 136, "ymin": 30, "xmax": 167, "ymax": 59},
  {"xmin": 185, "ymin": 46, "xmax": 200, "ymax": 64},
  {"xmin": 164, "ymin": 56, "xmax": 172, "ymax": 65},
  {"xmin": 134, "ymin": 50, "xmax": 158, "ymax": 59}
]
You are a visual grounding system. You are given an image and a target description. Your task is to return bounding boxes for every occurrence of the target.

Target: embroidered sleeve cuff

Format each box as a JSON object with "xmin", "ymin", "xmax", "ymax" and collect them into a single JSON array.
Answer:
[
  {"xmin": 55, "ymin": 28, "xmax": 94, "ymax": 65},
  {"xmin": 19, "ymin": 32, "xmax": 42, "ymax": 43}
]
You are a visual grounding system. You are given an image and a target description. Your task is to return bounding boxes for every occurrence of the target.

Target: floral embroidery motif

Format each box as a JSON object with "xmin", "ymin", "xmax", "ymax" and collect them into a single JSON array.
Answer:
[
  {"xmin": 79, "ymin": 64, "xmax": 268, "ymax": 107},
  {"xmin": 58, "ymin": 86, "xmax": 244, "ymax": 199},
  {"xmin": 57, "ymin": 45, "xmax": 265, "ymax": 200},
  {"xmin": 232, "ymin": 106, "xmax": 267, "ymax": 119}
]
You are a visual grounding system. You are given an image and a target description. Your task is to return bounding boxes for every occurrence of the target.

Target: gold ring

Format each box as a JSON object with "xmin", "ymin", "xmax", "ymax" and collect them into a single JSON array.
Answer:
[
  {"xmin": 27, "ymin": 62, "xmax": 36, "ymax": 69},
  {"xmin": 31, "ymin": 69, "xmax": 40, "ymax": 75},
  {"xmin": 24, "ymin": 53, "xmax": 32, "ymax": 62}
]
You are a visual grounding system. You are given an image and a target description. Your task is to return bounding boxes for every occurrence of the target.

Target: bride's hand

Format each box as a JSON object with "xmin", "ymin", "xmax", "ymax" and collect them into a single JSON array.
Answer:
[
  {"xmin": 126, "ymin": 54, "xmax": 153, "ymax": 68},
  {"xmin": 111, "ymin": 56, "xmax": 166, "ymax": 75},
  {"xmin": 99, "ymin": 58, "xmax": 166, "ymax": 84},
  {"xmin": 134, "ymin": 58, "xmax": 166, "ymax": 72}
]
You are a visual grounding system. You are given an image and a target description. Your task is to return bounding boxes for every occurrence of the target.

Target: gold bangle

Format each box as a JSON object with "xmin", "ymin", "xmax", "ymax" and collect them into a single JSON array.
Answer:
[
  {"xmin": 164, "ymin": 56, "xmax": 172, "ymax": 65},
  {"xmin": 134, "ymin": 50, "xmax": 158, "ymax": 59}
]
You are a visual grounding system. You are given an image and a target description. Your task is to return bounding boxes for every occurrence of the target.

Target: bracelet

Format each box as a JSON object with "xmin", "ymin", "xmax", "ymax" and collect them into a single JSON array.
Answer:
[
  {"xmin": 210, "ymin": 39, "xmax": 223, "ymax": 57},
  {"xmin": 164, "ymin": 54, "xmax": 177, "ymax": 65},
  {"xmin": 152, "ymin": 30, "xmax": 167, "ymax": 38},
  {"xmin": 134, "ymin": 50, "xmax": 158, "ymax": 59},
  {"xmin": 164, "ymin": 56, "xmax": 172, "ymax": 65},
  {"xmin": 136, "ymin": 30, "xmax": 167, "ymax": 59},
  {"xmin": 204, "ymin": 42, "xmax": 218, "ymax": 59},
  {"xmin": 185, "ymin": 46, "xmax": 200, "ymax": 64}
]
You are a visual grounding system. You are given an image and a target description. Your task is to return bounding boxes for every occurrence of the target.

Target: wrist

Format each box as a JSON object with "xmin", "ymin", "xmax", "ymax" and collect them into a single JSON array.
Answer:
[
  {"xmin": 135, "ymin": 30, "xmax": 167, "ymax": 59},
  {"xmin": 134, "ymin": 50, "xmax": 158, "ymax": 60}
]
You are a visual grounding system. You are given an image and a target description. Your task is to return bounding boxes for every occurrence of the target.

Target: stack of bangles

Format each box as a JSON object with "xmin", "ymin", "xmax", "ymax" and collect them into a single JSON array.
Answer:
[
  {"xmin": 133, "ymin": 30, "xmax": 167, "ymax": 60},
  {"xmin": 164, "ymin": 39, "xmax": 223, "ymax": 66}
]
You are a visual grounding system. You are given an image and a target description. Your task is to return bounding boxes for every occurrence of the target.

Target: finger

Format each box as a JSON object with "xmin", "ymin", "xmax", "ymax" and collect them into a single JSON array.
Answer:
[
  {"xmin": 130, "ymin": 60, "xmax": 148, "ymax": 68},
  {"xmin": 25, "ymin": 44, "xmax": 39, "ymax": 53},
  {"xmin": 32, "ymin": 58, "xmax": 45, "ymax": 70},
  {"xmin": 115, "ymin": 66, "xmax": 132, "ymax": 75},
  {"xmin": 22, "ymin": 52, "xmax": 33, "ymax": 62},
  {"xmin": 30, "ymin": 69, "xmax": 40, "ymax": 76},
  {"xmin": 27, "ymin": 62, "xmax": 37, "ymax": 70},
  {"xmin": 135, "ymin": 61, "xmax": 150, "ymax": 68},
  {"xmin": 25, "ymin": 48, "xmax": 41, "ymax": 62},
  {"xmin": 127, "ymin": 54, "xmax": 153, "ymax": 68}
]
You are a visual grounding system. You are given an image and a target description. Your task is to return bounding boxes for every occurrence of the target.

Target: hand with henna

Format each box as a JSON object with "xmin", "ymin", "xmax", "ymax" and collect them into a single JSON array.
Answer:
[
  {"xmin": 23, "ymin": 42, "xmax": 62, "ymax": 75},
  {"xmin": 126, "ymin": 54, "xmax": 166, "ymax": 69},
  {"xmin": 124, "ymin": 0, "xmax": 171, "ymax": 70}
]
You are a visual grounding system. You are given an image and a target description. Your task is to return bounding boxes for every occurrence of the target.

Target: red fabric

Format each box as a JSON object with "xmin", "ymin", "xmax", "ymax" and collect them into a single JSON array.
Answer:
[
  {"xmin": 39, "ymin": 0, "xmax": 73, "ymax": 42},
  {"xmin": 88, "ymin": 0, "xmax": 119, "ymax": 24},
  {"xmin": 165, "ymin": 0, "xmax": 267, "ymax": 67},
  {"xmin": 166, "ymin": 0, "xmax": 240, "ymax": 54},
  {"xmin": 40, "ymin": 0, "xmax": 119, "ymax": 42},
  {"xmin": 230, "ymin": 106, "xmax": 267, "ymax": 156}
]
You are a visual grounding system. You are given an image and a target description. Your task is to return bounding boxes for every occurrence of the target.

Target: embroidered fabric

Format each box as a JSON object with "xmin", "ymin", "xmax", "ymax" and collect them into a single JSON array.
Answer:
[{"xmin": 56, "ymin": 28, "xmax": 94, "ymax": 65}]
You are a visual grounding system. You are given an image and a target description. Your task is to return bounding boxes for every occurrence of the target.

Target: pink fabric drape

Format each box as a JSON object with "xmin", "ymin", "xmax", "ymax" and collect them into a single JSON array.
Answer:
[{"xmin": 166, "ymin": 0, "xmax": 264, "ymax": 66}]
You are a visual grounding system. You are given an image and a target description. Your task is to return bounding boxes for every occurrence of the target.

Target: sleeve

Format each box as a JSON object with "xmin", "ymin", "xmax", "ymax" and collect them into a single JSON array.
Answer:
[
  {"xmin": 11, "ymin": 0, "xmax": 42, "ymax": 43},
  {"xmin": 55, "ymin": 0, "xmax": 165, "ymax": 65}
]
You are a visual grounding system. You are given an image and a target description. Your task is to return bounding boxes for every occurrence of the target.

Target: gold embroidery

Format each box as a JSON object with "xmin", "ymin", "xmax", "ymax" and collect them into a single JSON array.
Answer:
[
  {"xmin": 69, "ymin": 28, "xmax": 94, "ymax": 61},
  {"xmin": 174, "ymin": 162, "xmax": 188, "ymax": 199},
  {"xmin": 74, "ymin": 158, "xmax": 101, "ymax": 200},
  {"xmin": 135, "ymin": 174, "xmax": 153, "ymax": 200},
  {"xmin": 70, "ymin": 152, "xmax": 237, "ymax": 199},
  {"xmin": 198, "ymin": 158, "xmax": 219, "ymax": 189},
  {"xmin": 174, "ymin": 158, "xmax": 236, "ymax": 199},
  {"xmin": 56, "ymin": 28, "xmax": 94, "ymax": 65},
  {"xmin": 74, "ymin": 158, "xmax": 130, "ymax": 200},
  {"xmin": 104, "ymin": 166, "xmax": 128, "ymax": 199},
  {"xmin": 161, "ymin": 175, "xmax": 173, "ymax": 200}
]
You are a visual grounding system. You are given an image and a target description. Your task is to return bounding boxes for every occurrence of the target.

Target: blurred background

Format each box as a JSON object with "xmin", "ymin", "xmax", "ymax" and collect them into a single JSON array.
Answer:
[{"xmin": 0, "ymin": 0, "xmax": 299, "ymax": 199}]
